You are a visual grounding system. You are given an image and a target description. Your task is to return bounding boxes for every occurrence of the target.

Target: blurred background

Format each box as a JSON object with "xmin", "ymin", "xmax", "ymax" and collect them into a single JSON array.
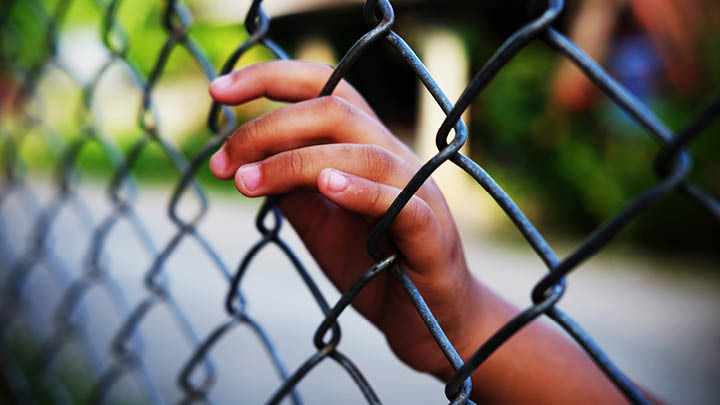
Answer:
[{"xmin": 1, "ymin": 0, "xmax": 719, "ymax": 404}]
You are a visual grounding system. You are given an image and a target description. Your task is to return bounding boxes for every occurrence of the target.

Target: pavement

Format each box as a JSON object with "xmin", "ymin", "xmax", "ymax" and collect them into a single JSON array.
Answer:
[{"xmin": 1, "ymin": 181, "xmax": 718, "ymax": 404}]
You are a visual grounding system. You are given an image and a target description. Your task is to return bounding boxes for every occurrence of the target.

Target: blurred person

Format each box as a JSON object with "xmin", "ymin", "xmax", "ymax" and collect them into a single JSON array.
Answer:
[
  {"xmin": 206, "ymin": 60, "xmax": 659, "ymax": 403},
  {"xmin": 551, "ymin": 0, "xmax": 711, "ymax": 111}
]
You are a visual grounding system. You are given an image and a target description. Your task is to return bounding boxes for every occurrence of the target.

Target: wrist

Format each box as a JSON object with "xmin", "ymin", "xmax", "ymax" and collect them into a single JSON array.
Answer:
[{"xmin": 429, "ymin": 273, "xmax": 488, "ymax": 382}]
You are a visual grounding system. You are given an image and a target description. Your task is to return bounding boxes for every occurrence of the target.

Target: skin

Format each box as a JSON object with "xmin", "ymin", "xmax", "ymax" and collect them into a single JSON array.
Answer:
[{"xmin": 209, "ymin": 60, "xmax": 635, "ymax": 403}]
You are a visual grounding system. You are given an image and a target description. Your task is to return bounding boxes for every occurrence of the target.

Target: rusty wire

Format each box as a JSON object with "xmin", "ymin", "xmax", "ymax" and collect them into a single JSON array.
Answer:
[{"xmin": 1, "ymin": 0, "xmax": 719, "ymax": 404}]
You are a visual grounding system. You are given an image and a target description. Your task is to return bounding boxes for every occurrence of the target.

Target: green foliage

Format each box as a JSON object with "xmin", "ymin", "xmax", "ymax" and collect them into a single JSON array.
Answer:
[
  {"xmin": 5, "ymin": 2, "xmax": 48, "ymax": 69},
  {"xmin": 470, "ymin": 39, "xmax": 720, "ymax": 251}
]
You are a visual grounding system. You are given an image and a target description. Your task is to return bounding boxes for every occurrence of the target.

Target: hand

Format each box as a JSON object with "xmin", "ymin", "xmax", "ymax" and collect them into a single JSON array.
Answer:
[
  {"xmin": 208, "ymin": 60, "xmax": 481, "ymax": 377},
  {"xmin": 209, "ymin": 60, "xmax": 641, "ymax": 404}
]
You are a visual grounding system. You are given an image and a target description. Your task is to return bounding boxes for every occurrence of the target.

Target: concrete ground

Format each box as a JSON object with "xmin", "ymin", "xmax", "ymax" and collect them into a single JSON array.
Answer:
[{"xmin": 1, "ymin": 182, "xmax": 718, "ymax": 404}]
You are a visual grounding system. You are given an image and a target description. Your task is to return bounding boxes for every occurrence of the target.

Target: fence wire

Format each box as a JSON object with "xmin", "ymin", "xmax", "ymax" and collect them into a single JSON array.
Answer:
[{"xmin": 0, "ymin": 0, "xmax": 718, "ymax": 404}]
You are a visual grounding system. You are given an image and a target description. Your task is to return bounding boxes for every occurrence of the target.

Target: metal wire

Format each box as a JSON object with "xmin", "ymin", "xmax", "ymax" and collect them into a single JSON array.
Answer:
[{"xmin": 1, "ymin": 0, "xmax": 718, "ymax": 404}]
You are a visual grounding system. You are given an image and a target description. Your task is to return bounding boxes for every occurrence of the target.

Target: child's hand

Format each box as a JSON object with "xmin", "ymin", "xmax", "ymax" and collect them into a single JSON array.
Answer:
[
  {"xmin": 209, "ymin": 61, "xmax": 637, "ymax": 403},
  {"xmin": 208, "ymin": 60, "xmax": 481, "ymax": 377}
]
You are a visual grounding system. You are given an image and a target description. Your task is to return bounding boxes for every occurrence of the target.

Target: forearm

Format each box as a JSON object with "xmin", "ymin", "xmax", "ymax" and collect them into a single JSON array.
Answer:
[{"xmin": 436, "ymin": 278, "xmax": 628, "ymax": 404}]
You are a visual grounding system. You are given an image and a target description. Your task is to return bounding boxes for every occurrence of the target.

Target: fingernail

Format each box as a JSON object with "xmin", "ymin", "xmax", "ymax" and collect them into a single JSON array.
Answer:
[
  {"xmin": 211, "ymin": 73, "xmax": 234, "ymax": 90},
  {"xmin": 326, "ymin": 170, "xmax": 348, "ymax": 192},
  {"xmin": 238, "ymin": 164, "xmax": 261, "ymax": 192},
  {"xmin": 209, "ymin": 148, "xmax": 228, "ymax": 173}
]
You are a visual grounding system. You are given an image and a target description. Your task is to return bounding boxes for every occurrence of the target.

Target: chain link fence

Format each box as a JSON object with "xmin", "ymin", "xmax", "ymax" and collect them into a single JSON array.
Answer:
[{"xmin": 0, "ymin": 0, "xmax": 718, "ymax": 403}]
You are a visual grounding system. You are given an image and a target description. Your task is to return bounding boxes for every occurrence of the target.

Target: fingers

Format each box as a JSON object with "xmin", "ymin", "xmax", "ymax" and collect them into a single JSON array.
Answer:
[
  {"xmin": 316, "ymin": 168, "xmax": 447, "ymax": 272},
  {"xmin": 209, "ymin": 60, "xmax": 377, "ymax": 118},
  {"xmin": 232, "ymin": 143, "xmax": 416, "ymax": 197},
  {"xmin": 230, "ymin": 141, "xmax": 449, "ymax": 272},
  {"xmin": 209, "ymin": 96, "xmax": 401, "ymax": 180}
]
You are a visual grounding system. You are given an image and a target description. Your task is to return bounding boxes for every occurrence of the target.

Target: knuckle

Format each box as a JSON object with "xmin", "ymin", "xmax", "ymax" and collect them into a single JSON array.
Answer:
[
  {"xmin": 321, "ymin": 95, "xmax": 354, "ymax": 120},
  {"xmin": 240, "ymin": 117, "xmax": 262, "ymax": 145},
  {"xmin": 360, "ymin": 144, "xmax": 395, "ymax": 181},
  {"xmin": 403, "ymin": 197, "xmax": 433, "ymax": 233},
  {"xmin": 368, "ymin": 183, "xmax": 386, "ymax": 212},
  {"xmin": 286, "ymin": 150, "xmax": 307, "ymax": 178},
  {"xmin": 248, "ymin": 61, "xmax": 270, "ymax": 78}
]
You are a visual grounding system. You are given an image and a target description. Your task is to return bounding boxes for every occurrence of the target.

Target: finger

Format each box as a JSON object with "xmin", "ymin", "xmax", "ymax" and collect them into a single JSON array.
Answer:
[
  {"xmin": 209, "ymin": 96, "xmax": 412, "ymax": 180},
  {"xmin": 316, "ymin": 168, "xmax": 448, "ymax": 273},
  {"xmin": 209, "ymin": 60, "xmax": 377, "ymax": 118},
  {"xmin": 232, "ymin": 143, "xmax": 450, "ymax": 229},
  {"xmin": 232, "ymin": 143, "xmax": 417, "ymax": 198}
]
